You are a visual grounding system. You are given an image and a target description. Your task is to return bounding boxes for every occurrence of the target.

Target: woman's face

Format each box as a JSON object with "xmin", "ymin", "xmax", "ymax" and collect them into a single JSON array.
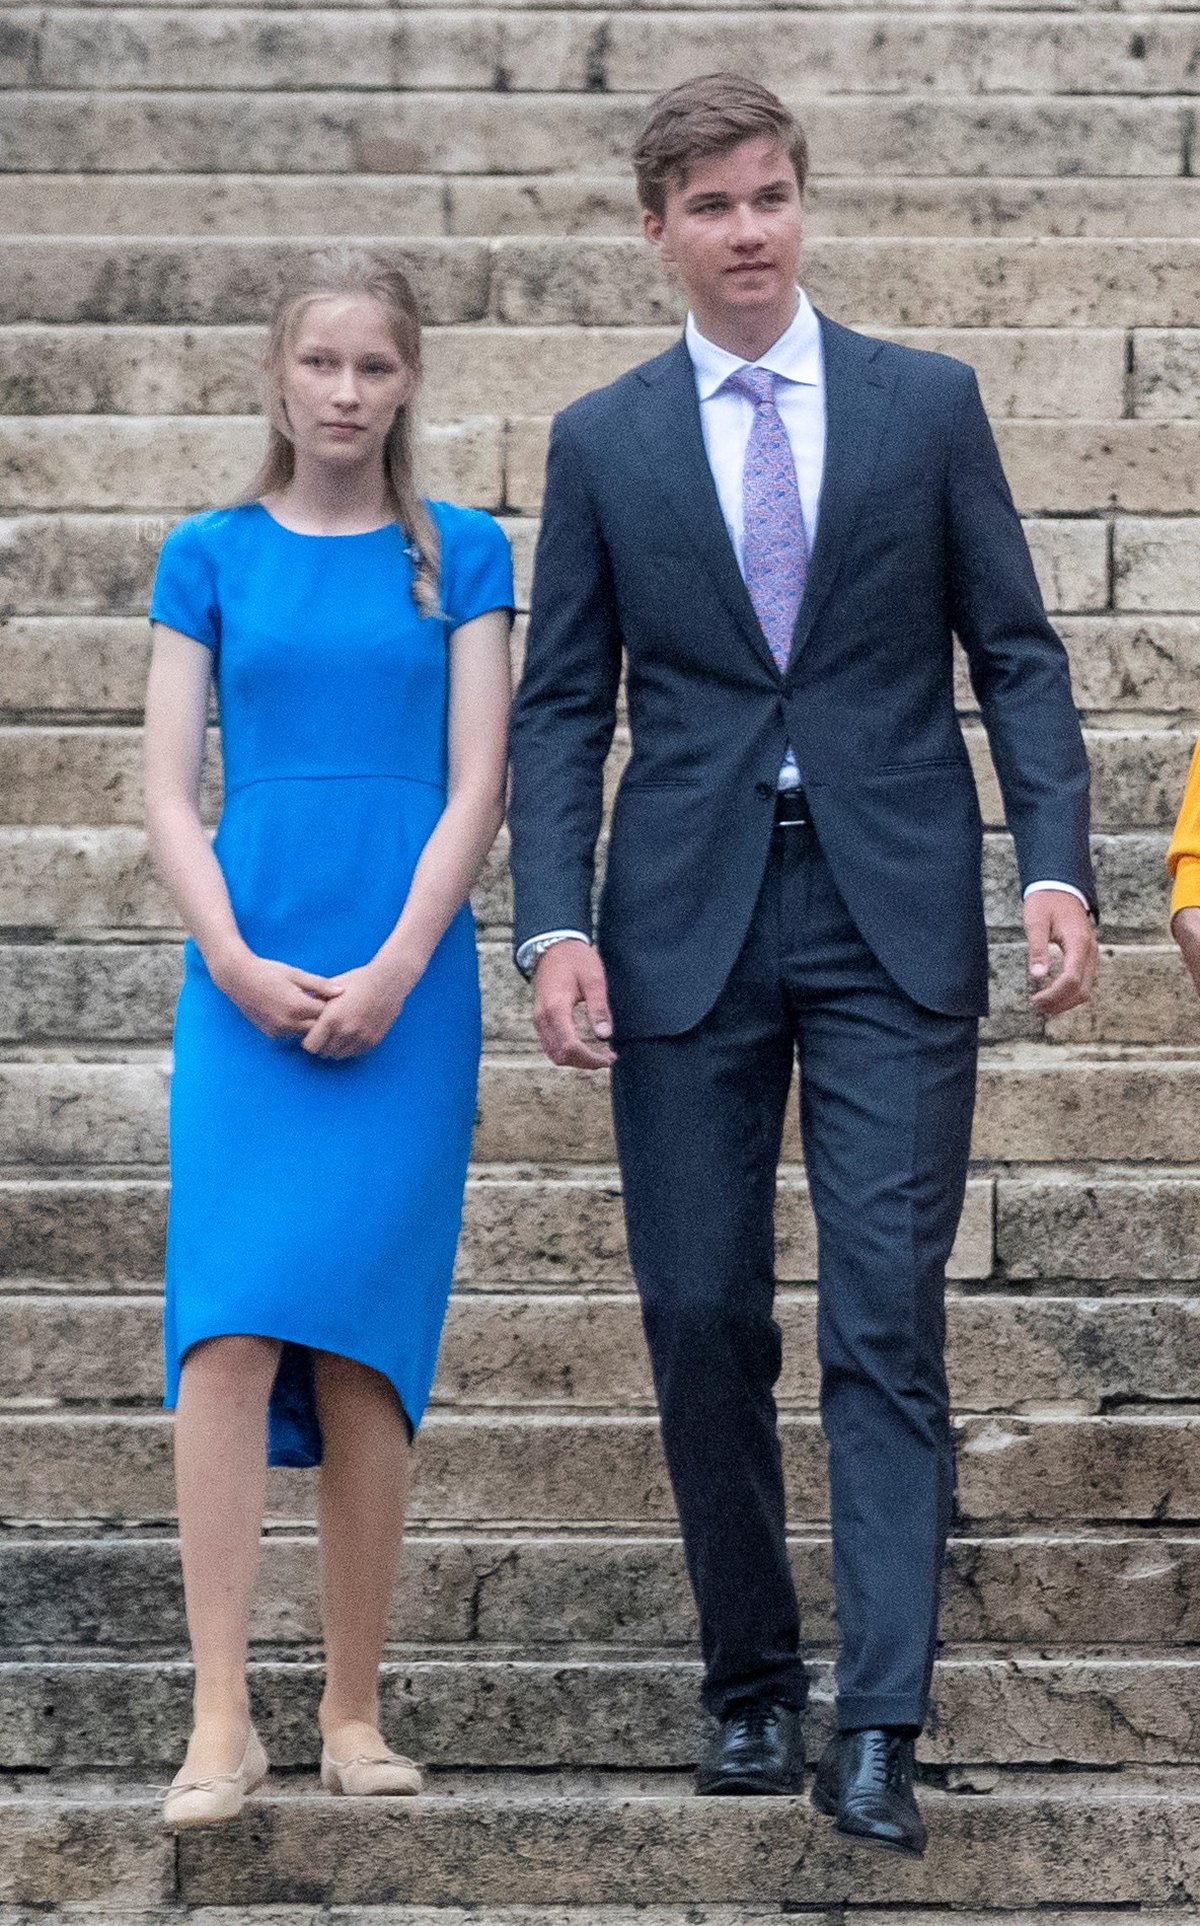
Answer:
[{"xmin": 276, "ymin": 294, "xmax": 415, "ymax": 472}]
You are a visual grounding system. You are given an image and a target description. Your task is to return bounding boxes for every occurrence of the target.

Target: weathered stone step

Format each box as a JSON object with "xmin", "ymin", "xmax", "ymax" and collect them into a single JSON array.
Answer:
[
  {"xmin": 1, "ymin": 91, "xmax": 1189, "ymax": 178},
  {"xmin": 1131, "ymin": 328, "xmax": 1200, "ymax": 417},
  {"xmin": 0, "ymin": 512, "xmax": 1123, "ymax": 624},
  {"xmin": 0, "ymin": 826, "xmax": 1172, "ymax": 937},
  {"xmin": 6, "ymin": 1651, "xmax": 1200, "ymax": 1770},
  {"xmin": 491, "ymin": 236, "xmax": 1200, "ymax": 331},
  {"xmin": 0, "ymin": 827, "xmax": 1172, "ymax": 939},
  {"xmin": 1, "ymin": 236, "xmax": 1196, "ymax": 330},
  {"xmin": 0, "ymin": 941, "xmax": 189, "ymax": 1043},
  {"xmin": 5, "ymin": 173, "xmax": 1200, "ymax": 241},
  {"xmin": 5, "ymin": 1409, "xmax": 1200, "ymax": 1524},
  {"xmin": 0, "ymin": 1913, "xmax": 924, "ymax": 1926},
  {"xmin": 0, "ymin": 618, "xmax": 150, "ymax": 720},
  {"xmin": 0, "ymin": 1914, "xmax": 1129, "ymax": 1926},
  {"xmin": 0, "ymin": 724, "xmax": 219, "ymax": 825},
  {"xmin": 0, "ymin": 1168, "xmax": 989, "ymax": 1286},
  {"xmin": 4, "ymin": 938, "xmax": 1195, "ymax": 1050},
  {"xmin": 6, "ymin": 614, "xmax": 1198, "ymax": 721},
  {"xmin": 0, "ymin": 826, "xmax": 176, "ymax": 933},
  {"xmin": 0, "ymin": 1913, "xmax": 1095, "ymax": 1926},
  {"xmin": 1003, "ymin": 942, "xmax": 1200, "ymax": 1047},
  {"xmin": 0, "ymin": 1911, "xmax": 851, "ymax": 1926},
  {"xmin": 474, "ymin": 174, "xmax": 1200, "ymax": 241},
  {"xmin": 6, "ymin": 1168, "xmax": 1193, "ymax": 1290},
  {"xmin": 0, "ymin": 322, "xmax": 1143, "ymax": 420},
  {"xmin": 0, "ymin": 520, "xmax": 513, "ymax": 626},
  {"xmin": 0, "ymin": 237, "xmax": 493, "ymax": 326},
  {"xmin": 0, "ymin": 417, "xmax": 504, "ymax": 515},
  {"xmin": 6, "ymin": 9, "xmax": 1199, "ymax": 96},
  {"xmin": 0, "ymin": 719, "xmax": 1185, "ymax": 831},
  {"xmin": 5, "ymin": 1527, "xmax": 1200, "ymax": 1650},
  {"xmin": 8, "ymin": 414, "xmax": 1200, "ymax": 517},
  {"xmin": 4, "ymin": 1773, "xmax": 1200, "ymax": 1911},
  {"xmin": 0, "ymin": 936, "xmax": 579, "ymax": 1050},
  {"xmin": 507, "ymin": 413, "xmax": 1200, "ymax": 515},
  {"xmin": 0, "ymin": 1914, "xmax": 853, "ymax": 1926},
  {"xmin": 987, "ymin": 617, "xmax": 1200, "ymax": 707},
  {"xmin": 997, "ymin": 1171, "xmax": 1200, "ymax": 1281},
  {"xmin": 1116, "ymin": 519, "xmax": 1200, "ymax": 613},
  {"xmin": 472, "ymin": 1054, "xmax": 1199, "ymax": 1167},
  {"xmin": 0, "ymin": 935, "xmax": 1189, "ymax": 1049},
  {"xmin": 0, "ymin": 1050, "xmax": 1197, "ymax": 1168},
  {"xmin": 37, "ymin": 0, "xmax": 1200, "ymax": 12},
  {"xmin": 7, "ymin": 1290, "xmax": 1200, "ymax": 1415},
  {"xmin": 0, "ymin": 1912, "xmax": 1115, "ymax": 1926},
  {"xmin": 0, "ymin": 826, "xmax": 516, "ymax": 934}
]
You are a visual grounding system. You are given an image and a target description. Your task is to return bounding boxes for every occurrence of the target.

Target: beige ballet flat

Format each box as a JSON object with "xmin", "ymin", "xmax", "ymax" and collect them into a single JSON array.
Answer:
[
  {"xmin": 320, "ymin": 1743, "xmax": 423, "ymax": 1797},
  {"xmin": 162, "ymin": 1728, "xmax": 269, "ymax": 1830}
]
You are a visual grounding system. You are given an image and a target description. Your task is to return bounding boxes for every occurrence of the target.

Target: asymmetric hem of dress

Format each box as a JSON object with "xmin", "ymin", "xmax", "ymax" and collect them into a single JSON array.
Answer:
[{"xmin": 152, "ymin": 499, "xmax": 514, "ymax": 1467}]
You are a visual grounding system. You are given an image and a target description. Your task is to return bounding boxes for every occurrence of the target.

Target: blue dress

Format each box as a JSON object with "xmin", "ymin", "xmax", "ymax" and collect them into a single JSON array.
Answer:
[{"xmin": 149, "ymin": 501, "xmax": 514, "ymax": 1466}]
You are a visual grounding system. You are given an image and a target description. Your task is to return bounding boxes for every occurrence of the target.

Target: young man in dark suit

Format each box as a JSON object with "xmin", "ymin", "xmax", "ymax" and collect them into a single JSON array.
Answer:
[{"xmin": 508, "ymin": 73, "xmax": 1098, "ymax": 1855}]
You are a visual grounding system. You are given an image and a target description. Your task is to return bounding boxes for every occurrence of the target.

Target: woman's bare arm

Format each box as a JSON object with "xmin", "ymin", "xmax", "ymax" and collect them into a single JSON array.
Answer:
[
  {"xmin": 144, "ymin": 624, "xmax": 333, "ymax": 1038},
  {"xmin": 144, "ymin": 625, "xmax": 239, "ymax": 969},
  {"xmin": 303, "ymin": 608, "xmax": 512, "ymax": 1058}
]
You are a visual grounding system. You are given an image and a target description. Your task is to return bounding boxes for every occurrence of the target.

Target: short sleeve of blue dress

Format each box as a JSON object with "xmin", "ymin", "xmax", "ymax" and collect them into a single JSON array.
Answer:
[
  {"xmin": 435, "ymin": 504, "xmax": 515, "ymax": 630},
  {"xmin": 149, "ymin": 513, "xmax": 221, "ymax": 654}
]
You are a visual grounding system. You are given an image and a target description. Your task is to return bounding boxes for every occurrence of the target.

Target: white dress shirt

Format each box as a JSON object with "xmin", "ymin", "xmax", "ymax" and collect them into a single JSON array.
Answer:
[
  {"xmin": 687, "ymin": 290, "xmax": 826, "ymax": 574},
  {"xmin": 518, "ymin": 294, "xmax": 1084, "ymax": 972}
]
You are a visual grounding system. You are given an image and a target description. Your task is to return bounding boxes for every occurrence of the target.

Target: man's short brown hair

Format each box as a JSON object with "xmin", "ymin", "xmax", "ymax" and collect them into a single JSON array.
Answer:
[{"xmin": 632, "ymin": 73, "xmax": 809, "ymax": 218}]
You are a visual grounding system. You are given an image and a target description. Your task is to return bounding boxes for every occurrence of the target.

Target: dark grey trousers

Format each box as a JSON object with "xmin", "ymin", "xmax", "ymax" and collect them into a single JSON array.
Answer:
[{"xmin": 611, "ymin": 821, "xmax": 978, "ymax": 1729}]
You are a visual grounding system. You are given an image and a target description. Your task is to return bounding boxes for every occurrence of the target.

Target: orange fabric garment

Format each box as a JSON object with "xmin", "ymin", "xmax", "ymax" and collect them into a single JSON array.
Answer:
[{"xmin": 1168, "ymin": 738, "xmax": 1200, "ymax": 920}]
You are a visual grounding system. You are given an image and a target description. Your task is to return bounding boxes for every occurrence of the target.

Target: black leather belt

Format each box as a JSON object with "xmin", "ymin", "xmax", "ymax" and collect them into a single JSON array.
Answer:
[{"xmin": 774, "ymin": 787, "xmax": 811, "ymax": 828}]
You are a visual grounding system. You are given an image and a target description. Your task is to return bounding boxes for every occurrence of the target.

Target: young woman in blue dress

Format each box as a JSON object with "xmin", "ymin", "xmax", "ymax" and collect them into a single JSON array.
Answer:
[{"xmin": 144, "ymin": 249, "xmax": 513, "ymax": 1828}]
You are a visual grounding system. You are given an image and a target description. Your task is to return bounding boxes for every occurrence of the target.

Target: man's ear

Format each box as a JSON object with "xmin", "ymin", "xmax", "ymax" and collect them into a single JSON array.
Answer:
[{"xmin": 642, "ymin": 207, "xmax": 666, "ymax": 255}]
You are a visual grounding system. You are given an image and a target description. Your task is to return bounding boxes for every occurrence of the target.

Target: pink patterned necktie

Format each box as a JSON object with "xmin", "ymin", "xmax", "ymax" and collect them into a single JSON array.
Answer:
[{"xmin": 725, "ymin": 365, "xmax": 808, "ymax": 674}]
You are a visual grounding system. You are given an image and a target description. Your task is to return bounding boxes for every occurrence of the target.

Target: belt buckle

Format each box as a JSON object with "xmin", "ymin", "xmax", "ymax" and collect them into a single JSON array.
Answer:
[{"xmin": 775, "ymin": 789, "xmax": 810, "ymax": 829}]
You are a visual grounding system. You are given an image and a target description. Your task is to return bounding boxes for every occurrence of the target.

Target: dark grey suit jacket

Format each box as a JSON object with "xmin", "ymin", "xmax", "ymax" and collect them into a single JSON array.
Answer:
[{"xmin": 509, "ymin": 312, "xmax": 1096, "ymax": 1037}]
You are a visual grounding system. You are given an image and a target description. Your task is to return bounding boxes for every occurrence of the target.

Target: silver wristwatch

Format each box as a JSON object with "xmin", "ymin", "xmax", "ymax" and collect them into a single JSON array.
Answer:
[{"xmin": 517, "ymin": 931, "xmax": 591, "ymax": 980}]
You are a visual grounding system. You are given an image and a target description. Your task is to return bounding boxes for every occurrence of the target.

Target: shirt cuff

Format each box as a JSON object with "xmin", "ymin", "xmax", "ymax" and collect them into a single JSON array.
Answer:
[
  {"xmin": 1023, "ymin": 881, "xmax": 1091, "ymax": 911},
  {"xmin": 515, "ymin": 929, "xmax": 592, "ymax": 978}
]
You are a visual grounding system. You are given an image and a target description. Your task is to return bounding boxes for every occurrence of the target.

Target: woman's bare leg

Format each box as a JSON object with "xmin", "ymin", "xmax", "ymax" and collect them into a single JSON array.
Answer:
[
  {"xmin": 313, "ymin": 1352, "xmax": 412, "ymax": 1757},
  {"xmin": 174, "ymin": 1333, "xmax": 281, "ymax": 1775}
]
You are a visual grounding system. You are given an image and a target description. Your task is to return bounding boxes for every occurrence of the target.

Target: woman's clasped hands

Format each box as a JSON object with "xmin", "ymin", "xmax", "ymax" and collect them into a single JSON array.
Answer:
[
  {"xmin": 211, "ymin": 942, "xmax": 411, "ymax": 1059},
  {"xmin": 301, "ymin": 961, "xmax": 414, "ymax": 1060}
]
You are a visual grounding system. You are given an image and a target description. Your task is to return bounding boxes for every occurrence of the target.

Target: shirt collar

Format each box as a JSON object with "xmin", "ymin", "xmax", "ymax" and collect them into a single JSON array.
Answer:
[{"xmin": 686, "ymin": 288, "xmax": 822, "ymax": 401}]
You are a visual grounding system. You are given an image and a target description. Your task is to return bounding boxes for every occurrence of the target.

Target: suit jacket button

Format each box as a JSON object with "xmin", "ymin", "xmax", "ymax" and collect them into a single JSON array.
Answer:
[{"xmin": 755, "ymin": 781, "xmax": 773, "ymax": 799}]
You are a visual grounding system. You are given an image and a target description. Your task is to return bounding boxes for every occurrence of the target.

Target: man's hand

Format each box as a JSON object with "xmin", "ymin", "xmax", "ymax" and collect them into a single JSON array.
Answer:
[
  {"xmin": 1172, "ymin": 906, "xmax": 1200, "ymax": 998},
  {"xmin": 1024, "ymin": 889, "xmax": 1098, "ymax": 1016},
  {"xmin": 533, "ymin": 939, "xmax": 617, "ymax": 1070}
]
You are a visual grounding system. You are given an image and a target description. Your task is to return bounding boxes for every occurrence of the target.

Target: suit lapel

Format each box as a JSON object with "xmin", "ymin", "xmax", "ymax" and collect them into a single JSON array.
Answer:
[
  {"xmin": 630, "ymin": 340, "xmax": 781, "ymax": 681},
  {"xmin": 789, "ymin": 313, "xmax": 896, "ymax": 663},
  {"xmin": 627, "ymin": 318, "xmax": 898, "ymax": 678}
]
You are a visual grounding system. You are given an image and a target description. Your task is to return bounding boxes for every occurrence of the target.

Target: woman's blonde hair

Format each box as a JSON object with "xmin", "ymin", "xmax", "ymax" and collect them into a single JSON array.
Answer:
[{"xmin": 242, "ymin": 246, "xmax": 440, "ymax": 616}]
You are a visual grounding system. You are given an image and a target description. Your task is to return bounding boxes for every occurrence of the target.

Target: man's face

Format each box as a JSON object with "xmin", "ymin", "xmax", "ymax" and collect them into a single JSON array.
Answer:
[{"xmin": 643, "ymin": 136, "xmax": 804, "ymax": 329}]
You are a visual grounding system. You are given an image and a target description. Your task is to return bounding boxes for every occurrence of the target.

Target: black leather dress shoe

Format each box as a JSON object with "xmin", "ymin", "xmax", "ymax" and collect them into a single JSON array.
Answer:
[
  {"xmin": 695, "ymin": 1701, "xmax": 805, "ymax": 1796},
  {"xmin": 811, "ymin": 1729, "xmax": 927, "ymax": 1855}
]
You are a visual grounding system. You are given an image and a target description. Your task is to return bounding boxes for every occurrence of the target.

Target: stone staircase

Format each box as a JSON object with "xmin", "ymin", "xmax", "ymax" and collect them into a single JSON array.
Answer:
[{"xmin": 3, "ymin": 0, "xmax": 1200, "ymax": 1916}]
